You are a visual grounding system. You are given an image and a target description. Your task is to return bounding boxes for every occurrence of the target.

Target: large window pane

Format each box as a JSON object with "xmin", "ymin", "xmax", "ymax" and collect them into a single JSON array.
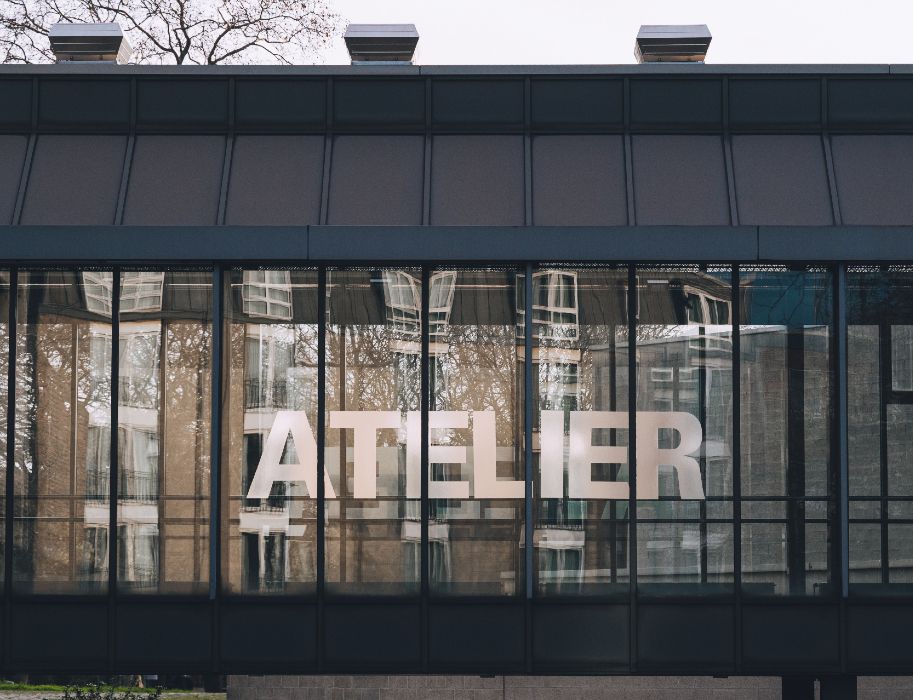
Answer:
[
  {"xmin": 533, "ymin": 267, "xmax": 629, "ymax": 595},
  {"xmin": 635, "ymin": 266, "xmax": 734, "ymax": 594},
  {"xmin": 14, "ymin": 270, "xmax": 112, "ymax": 593},
  {"xmin": 117, "ymin": 270, "xmax": 211, "ymax": 593},
  {"xmin": 429, "ymin": 269, "xmax": 524, "ymax": 595},
  {"xmin": 325, "ymin": 269, "xmax": 419, "ymax": 594},
  {"xmin": 223, "ymin": 269, "xmax": 318, "ymax": 594},
  {"xmin": 847, "ymin": 266, "xmax": 913, "ymax": 592},
  {"xmin": 739, "ymin": 266, "xmax": 833, "ymax": 596}
]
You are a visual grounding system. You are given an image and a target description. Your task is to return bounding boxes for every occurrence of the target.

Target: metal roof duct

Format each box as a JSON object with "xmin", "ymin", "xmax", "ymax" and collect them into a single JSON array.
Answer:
[
  {"xmin": 635, "ymin": 24, "xmax": 711, "ymax": 63},
  {"xmin": 344, "ymin": 23, "xmax": 419, "ymax": 64},
  {"xmin": 49, "ymin": 22, "xmax": 132, "ymax": 64}
]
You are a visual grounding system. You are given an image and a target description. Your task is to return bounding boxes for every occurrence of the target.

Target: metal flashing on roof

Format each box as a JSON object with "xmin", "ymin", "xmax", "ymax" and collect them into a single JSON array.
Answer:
[
  {"xmin": 48, "ymin": 22, "xmax": 132, "ymax": 64},
  {"xmin": 635, "ymin": 24, "xmax": 712, "ymax": 63},
  {"xmin": 344, "ymin": 23, "xmax": 419, "ymax": 64}
]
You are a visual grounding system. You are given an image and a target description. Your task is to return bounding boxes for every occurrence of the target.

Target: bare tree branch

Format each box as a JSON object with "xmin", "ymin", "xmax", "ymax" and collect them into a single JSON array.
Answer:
[{"xmin": 0, "ymin": 0, "xmax": 343, "ymax": 64}]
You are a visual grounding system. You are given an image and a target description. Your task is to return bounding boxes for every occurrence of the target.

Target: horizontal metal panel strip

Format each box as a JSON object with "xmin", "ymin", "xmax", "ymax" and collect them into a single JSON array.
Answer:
[
  {"xmin": 308, "ymin": 225, "xmax": 758, "ymax": 261},
  {"xmin": 759, "ymin": 226, "xmax": 913, "ymax": 260},
  {"xmin": 0, "ymin": 225, "xmax": 308, "ymax": 261},
  {"xmin": 0, "ymin": 225, "xmax": 911, "ymax": 262}
]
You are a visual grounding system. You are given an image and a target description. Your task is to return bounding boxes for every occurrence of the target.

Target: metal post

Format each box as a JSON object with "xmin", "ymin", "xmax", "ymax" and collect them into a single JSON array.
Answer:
[
  {"xmin": 108, "ymin": 267, "xmax": 121, "ymax": 672},
  {"xmin": 316, "ymin": 267, "xmax": 327, "ymax": 671},
  {"xmin": 524, "ymin": 262, "xmax": 534, "ymax": 673},
  {"xmin": 209, "ymin": 265, "xmax": 224, "ymax": 672}
]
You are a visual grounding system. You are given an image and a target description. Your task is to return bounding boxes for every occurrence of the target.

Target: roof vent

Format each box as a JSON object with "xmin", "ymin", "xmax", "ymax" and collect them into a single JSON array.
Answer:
[
  {"xmin": 49, "ymin": 22, "xmax": 132, "ymax": 64},
  {"xmin": 635, "ymin": 24, "xmax": 711, "ymax": 63},
  {"xmin": 344, "ymin": 23, "xmax": 419, "ymax": 64}
]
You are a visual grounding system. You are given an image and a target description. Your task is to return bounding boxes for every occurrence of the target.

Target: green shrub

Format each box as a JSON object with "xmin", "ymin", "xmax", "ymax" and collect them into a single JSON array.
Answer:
[{"xmin": 45, "ymin": 682, "xmax": 163, "ymax": 700}]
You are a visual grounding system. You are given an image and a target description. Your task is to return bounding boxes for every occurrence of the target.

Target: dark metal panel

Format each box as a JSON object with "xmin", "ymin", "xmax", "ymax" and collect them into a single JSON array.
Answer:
[
  {"xmin": 308, "ymin": 226, "xmax": 758, "ymax": 262},
  {"xmin": 530, "ymin": 79, "xmax": 624, "ymax": 128},
  {"xmin": 531, "ymin": 135, "xmax": 628, "ymax": 226},
  {"xmin": 629, "ymin": 79, "xmax": 722, "ymax": 128},
  {"xmin": 220, "ymin": 602, "xmax": 317, "ymax": 669},
  {"xmin": 532, "ymin": 604, "xmax": 628, "ymax": 669},
  {"xmin": 21, "ymin": 135, "xmax": 126, "ymax": 225},
  {"xmin": 124, "ymin": 135, "xmax": 224, "ymax": 225},
  {"xmin": 829, "ymin": 79, "xmax": 913, "ymax": 127},
  {"xmin": 0, "ymin": 226, "xmax": 308, "ymax": 261},
  {"xmin": 324, "ymin": 603, "xmax": 421, "ymax": 669},
  {"xmin": 136, "ymin": 79, "xmax": 229, "ymax": 129},
  {"xmin": 742, "ymin": 604, "xmax": 840, "ymax": 670},
  {"xmin": 846, "ymin": 604, "xmax": 913, "ymax": 671},
  {"xmin": 432, "ymin": 79, "xmax": 524, "ymax": 127},
  {"xmin": 831, "ymin": 136, "xmax": 913, "ymax": 225},
  {"xmin": 430, "ymin": 135, "xmax": 524, "ymax": 225},
  {"xmin": 729, "ymin": 79, "xmax": 821, "ymax": 129},
  {"xmin": 37, "ymin": 79, "xmax": 130, "ymax": 130},
  {"xmin": 9, "ymin": 601, "xmax": 108, "ymax": 669},
  {"xmin": 731, "ymin": 135, "xmax": 833, "ymax": 225},
  {"xmin": 0, "ymin": 80, "xmax": 31, "ymax": 130},
  {"xmin": 115, "ymin": 602, "xmax": 212, "ymax": 666},
  {"xmin": 429, "ymin": 603, "xmax": 525, "ymax": 670},
  {"xmin": 333, "ymin": 79, "xmax": 424, "ymax": 126},
  {"xmin": 631, "ymin": 135, "xmax": 730, "ymax": 225},
  {"xmin": 225, "ymin": 135, "xmax": 324, "ymax": 225},
  {"xmin": 327, "ymin": 135, "xmax": 424, "ymax": 225},
  {"xmin": 0, "ymin": 135, "xmax": 27, "ymax": 225},
  {"xmin": 637, "ymin": 604, "xmax": 735, "ymax": 671},
  {"xmin": 760, "ymin": 226, "xmax": 913, "ymax": 260},
  {"xmin": 234, "ymin": 79, "xmax": 325, "ymax": 130}
]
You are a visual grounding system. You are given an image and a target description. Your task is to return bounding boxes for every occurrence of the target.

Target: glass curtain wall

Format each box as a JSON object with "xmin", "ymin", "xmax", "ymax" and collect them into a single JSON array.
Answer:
[
  {"xmin": 739, "ymin": 266, "xmax": 834, "ymax": 596},
  {"xmin": 0, "ymin": 264, "xmax": 848, "ymax": 598},
  {"xmin": 847, "ymin": 266, "xmax": 913, "ymax": 592},
  {"xmin": 325, "ymin": 268, "xmax": 420, "ymax": 594},
  {"xmin": 429, "ymin": 269, "xmax": 524, "ymax": 596},
  {"xmin": 223, "ymin": 269, "xmax": 319, "ymax": 594},
  {"xmin": 533, "ymin": 267, "xmax": 629, "ymax": 596},
  {"xmin": 14, "ymin": 270, "xmax": 113, "ymax": 593},
  {"xmin": 117, "ymin": 270, "xmax": 211, "ymax": 594},
  {"xmin": 635, "ymin": 266, "xmax": 734, "ymax": 593}
]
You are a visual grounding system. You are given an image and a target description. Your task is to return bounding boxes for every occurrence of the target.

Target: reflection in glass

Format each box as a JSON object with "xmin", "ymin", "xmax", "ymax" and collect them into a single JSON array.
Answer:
[
  {"xmin": 14, "ymin": 270, "xmax": 112, "ymax": 593},
  {"xmin": 325, "ymin": 269, "xmax": 420, "ymax": 594},
  {"xmin": 117, "ymin": 270, "xmax": 211, "ymax": 593},
  {"xmin": 739, "ymin": 266, "xmax": 833, "ymax": 595},
  {"xmin": 428, "ymin": 269, "xmax": 524, "ymax": 595},
  {"xmin": 223, "ymin": 269, "xmax": 318, "ymax": 594},
  {"xmin": 635, "ymin": 266, "xmax": 734, "ymax": 593},
  {"xmin": 848, "ymin": 267, "xmax": 913, "ymax": 591},
  {"xmin": 0, "ymin": 272, "xmax": 7, "ymax": 588},
  {"xmin": 533, "ymin": 267, "xmax": 629, "ymax": 595}
]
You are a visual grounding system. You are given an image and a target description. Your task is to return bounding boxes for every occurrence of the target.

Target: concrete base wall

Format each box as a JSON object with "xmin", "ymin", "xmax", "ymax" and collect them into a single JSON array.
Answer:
[{"xmin": 228, "ymin": 675, "xmax": 913, "ymax": 700}]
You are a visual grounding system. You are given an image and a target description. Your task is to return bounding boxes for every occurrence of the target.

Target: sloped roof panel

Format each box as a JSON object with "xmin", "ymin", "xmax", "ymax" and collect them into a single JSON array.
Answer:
[
  {"xmin": 225, "ymin": 135, "xmax": 324, "ymax": 226},
  {"xmin": 22, "ymin": 135, "xmax": 126, "ymax": 225}
]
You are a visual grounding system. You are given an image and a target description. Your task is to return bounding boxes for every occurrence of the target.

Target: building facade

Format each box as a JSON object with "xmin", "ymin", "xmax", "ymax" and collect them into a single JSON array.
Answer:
[{"xmin": 0, "ymin": 64, "xmax": 911, "ymax": 696}]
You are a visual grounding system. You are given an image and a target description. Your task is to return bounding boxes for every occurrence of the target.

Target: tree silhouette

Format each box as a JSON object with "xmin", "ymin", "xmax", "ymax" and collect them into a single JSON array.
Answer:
[{"xmin": 0, "ymin": 0, "xmax": 342, "ymax": 64}]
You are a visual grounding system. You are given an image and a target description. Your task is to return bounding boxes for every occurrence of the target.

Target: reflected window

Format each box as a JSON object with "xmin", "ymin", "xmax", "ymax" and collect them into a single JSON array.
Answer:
[
  {"xmin": 325, "ymin": 268, "xmax": 420, "ymax": 595},
  {"xmin": 533, "ymin": 267, "xmax": 629, "ymax": 596},
  {"xmin": 117, "ymin": 269, "xmax": 211, "ymax": 593},
  {"xmin": 242, "ymin": 270, "xmax": 293, "ymax": 320},
  {"xmin": 224, "ymin": 269, "xmax": 317, "ymax": 595},
  {"xmin": 14, "ymin": 270, "xmax": 113, "ymax": 593},
  {"xmin": 635, "ymin": 266, "xmax": 734, "ymax": 595}
]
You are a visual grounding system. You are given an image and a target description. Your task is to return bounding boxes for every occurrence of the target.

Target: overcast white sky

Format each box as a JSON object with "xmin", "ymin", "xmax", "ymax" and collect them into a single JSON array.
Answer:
[{"xmin": 323, "ymin": 0, "xmax": 913, "ymax": 65}]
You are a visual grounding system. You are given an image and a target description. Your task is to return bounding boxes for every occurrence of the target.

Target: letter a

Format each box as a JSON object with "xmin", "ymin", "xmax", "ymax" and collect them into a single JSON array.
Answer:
[{"xmin": 246, "ymin": 411, "xmax": 336, "ymax": 500}]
